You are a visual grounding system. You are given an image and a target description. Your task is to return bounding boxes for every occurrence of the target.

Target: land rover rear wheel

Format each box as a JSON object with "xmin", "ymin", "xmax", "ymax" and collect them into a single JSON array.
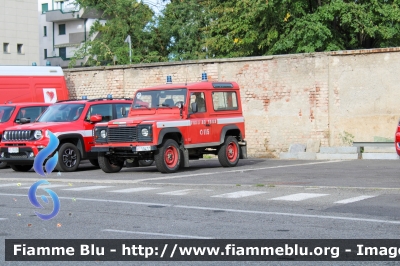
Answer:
[
  {"xmin": 98, "ymin": 152, "xmax": 124, "ymax": 173},
  {"xmin": 155, "ymin": 139, "xmax": 180, "ymax": 173},
  {"xmin": 10, "ymin": 164, "xmax": 32, "ymax": 172},
  {"xmin": 218, "ymin": 136, "xmax": 240, "ymax": 167},
  {"xmin": 56, "ymin": 143, "xmax": 81, "ymax": 172},
  {"xmin": 89, "ymin": 159, "xmax": 99, "ymax": 167}
]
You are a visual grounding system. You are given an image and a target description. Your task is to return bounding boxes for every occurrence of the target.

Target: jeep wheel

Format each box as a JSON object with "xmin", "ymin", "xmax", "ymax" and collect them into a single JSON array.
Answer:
[
  {"xmin": 98, "ymin": 153, "xmax": 124, "ymax": 173},
  {"xmin": 139, "ymin": 160, "xmax": 154, "ymax": 167},
  {"xmin": 0, "ymin": 161, "xmax": 8, "ymax": 169},
  {"xmin": 10, "ymin": 165, "xmax": 32, "ymax": 172},
  {"xmin": 155, "ymin": 139, "xmax": 180, "ymax": 173},
  {"xmin": 218, "ymin": 136, "xmax": 240, "ymax": 167},
  {"xmin": 56, "ymin": 143, "xmax": 81, "ymax": 172},
  {"xmin": 89, "ymin": 159, "xmax": 99, "ymax": 167}
]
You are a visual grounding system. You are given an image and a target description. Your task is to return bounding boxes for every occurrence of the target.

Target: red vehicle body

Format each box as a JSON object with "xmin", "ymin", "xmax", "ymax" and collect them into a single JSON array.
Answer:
[
  {"xmin": 0, "ymin": 98, "xmax": 132, "ymax": 172},
  {"xmin": 92, "ymin": 78, "xmax": 247, "ymax": 173},
  {"xmin": 396, "ymin": 121, "xmax": 400, "ymax": 156},
  {"xmin": 0, "ymin": 102, "xmax": 51, "ymax": 168},
  {"xmin": 0, "ymin": 66, "xmax": 69, "ymax": 103}
]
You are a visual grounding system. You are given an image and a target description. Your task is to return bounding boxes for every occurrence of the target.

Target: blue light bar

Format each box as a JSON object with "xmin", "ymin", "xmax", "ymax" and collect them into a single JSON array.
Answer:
[
  {"xmin": 201, "ymin": 72, "xmax": 208, "ymax": 81},
  {"xmin": 32, "ymin": 62, "xmax": 37, "ymax": 66},
  {"xmin": 107, "ymin": 94, "xmax": 112, "ymax": 99},
  {"xmin": 166, "ymin": 75, "xmax": 172, "ymax": 84},
  {"xmin": 82, "ymin": 96, "xmax": 87, "ymax": 100}
]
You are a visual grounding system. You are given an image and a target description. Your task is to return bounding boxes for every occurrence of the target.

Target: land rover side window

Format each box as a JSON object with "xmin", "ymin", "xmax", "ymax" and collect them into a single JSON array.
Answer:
[
  {"xmin": 212, "ymin": 91, "xmax": 238, "ymax": 111},
  {"xmin": 0, "ymin": 106, "xmax": 15, "ymax": 123},
  {"xmin": 86, "ymin": 104, "xmax": 113, "ymax": 122},
  {"xmin": 189, "ymin": 92, "xmax": 206, "ymax": 113},
  {"xmin": 115, "ymin": 103, "xmax": 131, "ymax": 119},
  {"xmin": 15, "ymin": 107, "xmax": 46, "ymax": 123},
  {"xmin": 39, "ymin": 104, "xmax": 84, "ymax": 122},
  {"xmin": 132, "ymin": 89, "xmax": 187, "ymax": 109}
]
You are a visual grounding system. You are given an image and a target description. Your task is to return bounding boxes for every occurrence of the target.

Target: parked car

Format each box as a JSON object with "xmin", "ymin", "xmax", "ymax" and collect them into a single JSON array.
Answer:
[
  {"xmin": 91, "ymin": 73, "xmax": 247, "ymax": 174},
  {"xmin": 0, "ymin": 97, "xmax": 132, "ymax": 172},
  {"xmin": 396, "ymin": 120, "xmax": 400, "ymax": 156}
]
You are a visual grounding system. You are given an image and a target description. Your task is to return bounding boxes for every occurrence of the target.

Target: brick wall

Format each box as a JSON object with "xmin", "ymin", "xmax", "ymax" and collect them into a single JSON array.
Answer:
[{"xmin": 64, "ymin": 48, "xmax": 400, "ymax": 157}]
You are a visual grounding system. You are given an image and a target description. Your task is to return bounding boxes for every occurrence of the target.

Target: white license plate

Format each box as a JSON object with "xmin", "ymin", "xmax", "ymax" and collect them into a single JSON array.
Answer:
[
  {"xmin": 136, "ymin": 146, "xmax": 151, "ymax": 151},
  {"xmin": 8, "ymin": 147, "xmax": 19, "ymax": 153}
]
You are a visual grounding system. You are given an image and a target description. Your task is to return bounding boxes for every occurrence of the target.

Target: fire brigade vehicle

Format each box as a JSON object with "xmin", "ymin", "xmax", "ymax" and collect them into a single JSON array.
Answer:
[
  {"xmin": 92, "ymin": 73, "xmax": 247, "ymax": 173},
  {"xmin": 0, "ymin": 97, "xmax": 131, "ymax": 172}
]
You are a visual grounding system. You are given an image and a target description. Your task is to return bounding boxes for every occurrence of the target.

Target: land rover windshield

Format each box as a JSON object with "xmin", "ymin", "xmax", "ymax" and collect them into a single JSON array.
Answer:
[{"xmin": 132, "ymin": 89, "xmax": 187, "ymax": 109}]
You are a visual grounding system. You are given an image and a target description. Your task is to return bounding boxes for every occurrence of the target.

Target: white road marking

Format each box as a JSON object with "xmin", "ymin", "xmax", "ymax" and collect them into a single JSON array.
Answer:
[
  {"xmin": 20, "ymin": 185, "xmax": 69, "ymax": 189},
  {"xmin": 158, "ymin": 189, "xmax": 194, "ymax": 196},
  {"xmin": 0, "ymin": 183, "xmax": 24, "ymax": 188},
  {"xmin": 102, "ymin": 229, "xmax": 213, "ymax": 239},
  {"xmin": 1, "ymin": 193, "xmax": 400, "ymax": 225},
  {"xmin": 271, "ymin": 193, "xmax": 328, "ymax": 201},
  {"xmin": 212, "ymin": 191, "xmax": 266, "ymax": 198},
  {"xmin": 62, "ymin": 186, "xmax": 113, "ymax": 191},
  {"xmin": 108, "ymin": 187, "xmax": 159, "ymax": 193},
  {"xmin": 0, "ymin": 218, "xmax": 8, "ymax": 221},
  {"xmin": 334, "ymin": 195, "xmax": 376, "ymax": 204},
  {"xmin": 130, "ymin": 160, "xmax": 343, "ymax": 183}
]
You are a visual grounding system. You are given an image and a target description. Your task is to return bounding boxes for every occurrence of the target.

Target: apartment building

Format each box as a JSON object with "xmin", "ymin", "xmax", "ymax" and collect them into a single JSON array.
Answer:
[
  {"xmin": 0, "ymin": 0, "xmax": 39, "ymax": 65},
  {"xmin": 38, "ymin": 0, "xmax": 103, "ymax": 67}
]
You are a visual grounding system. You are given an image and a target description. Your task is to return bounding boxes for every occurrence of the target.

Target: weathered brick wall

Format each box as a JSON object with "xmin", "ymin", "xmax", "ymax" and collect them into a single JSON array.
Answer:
[{"xmin": 64, "ymin": 48, "xmax": 400, "ymax": 157}]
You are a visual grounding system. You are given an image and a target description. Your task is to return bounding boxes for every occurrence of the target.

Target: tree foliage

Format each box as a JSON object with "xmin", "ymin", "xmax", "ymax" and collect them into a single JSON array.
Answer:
[{"xmin": 70, "ymin": 0, "xmax": 400, "ymax": 67}]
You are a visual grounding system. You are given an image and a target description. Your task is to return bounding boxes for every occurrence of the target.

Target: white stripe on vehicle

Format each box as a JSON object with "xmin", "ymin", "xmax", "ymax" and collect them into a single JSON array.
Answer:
[
  {"xmin": 156, "ymin": 121, "xmax": 191, "ymax": 128},
  {"xmin": 55, "ymin": 130, "xmax": 92, "ymax": 137},
  {"xmin": 217, "ymin": 117, "xmax": 245, "ymax": 124}
]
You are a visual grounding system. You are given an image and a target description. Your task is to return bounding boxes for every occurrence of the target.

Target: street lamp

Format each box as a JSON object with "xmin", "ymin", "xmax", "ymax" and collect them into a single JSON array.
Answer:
[{"xmin": 124, "ymin": 35, "xmax": 132, "ymax": 64}]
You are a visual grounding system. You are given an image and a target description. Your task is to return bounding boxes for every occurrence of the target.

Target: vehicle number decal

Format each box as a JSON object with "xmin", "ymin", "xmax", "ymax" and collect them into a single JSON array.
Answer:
[{"xmin": 200, "ymin": 129, "xmax": 210, "ymax": 135}]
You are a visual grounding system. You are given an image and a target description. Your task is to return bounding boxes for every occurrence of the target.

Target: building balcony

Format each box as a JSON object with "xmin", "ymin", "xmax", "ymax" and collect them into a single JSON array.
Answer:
[
  {"xmin": 79, "ymin": 7, "xmax": 104, "ymax": 19},
  {"xmin": 45, "ymin": 7, "xmax": 81, "ymax": 22}
]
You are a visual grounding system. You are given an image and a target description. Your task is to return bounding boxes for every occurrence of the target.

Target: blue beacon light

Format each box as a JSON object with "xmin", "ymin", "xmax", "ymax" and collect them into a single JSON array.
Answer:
[
  {"xmin": 166, "ymin": 75, "xmax": 172, "ymax": 84},
  {"xmin": 201, "ymin": 72, "xmax": 208, "ymax": 81}
]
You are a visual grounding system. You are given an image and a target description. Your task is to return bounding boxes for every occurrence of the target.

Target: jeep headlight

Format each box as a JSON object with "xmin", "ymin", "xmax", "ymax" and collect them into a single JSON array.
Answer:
[
  {"xmin": 141, "ymin": 128, "xmax": 149, "ymax": 137},
  {"xmin": 34, "ymin": 130, "xmax": 42, "ymax": 140},
  {"xmin": 100, "ymin": 129, "xmax": 107, "ymax": 139}
]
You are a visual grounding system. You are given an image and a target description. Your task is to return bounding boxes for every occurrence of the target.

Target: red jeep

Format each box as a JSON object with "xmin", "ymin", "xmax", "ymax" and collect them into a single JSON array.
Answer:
[
  {"xmin": 0, "ymin": 97, "xmax": 132, "ymax": 172},
  {"xmin": 0, "ymin": 103, "xmax": 51, "ymax": 169},
  {"xmin": 396, "ymin": 121, "xmax": 400, "ymax": 156},
  {"xmin": 92, "ymin": 75, "xmax": 247, "ymax": 173}
]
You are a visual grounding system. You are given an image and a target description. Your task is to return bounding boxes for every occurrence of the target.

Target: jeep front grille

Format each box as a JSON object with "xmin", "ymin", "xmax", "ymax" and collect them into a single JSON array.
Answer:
[
  {"xmin": 5, "ymin": 131, "xmax": 33, "ymax": 141},
  {"xmin": 108, "ymin": 127, "xmax": 137, "ymax": 142}
]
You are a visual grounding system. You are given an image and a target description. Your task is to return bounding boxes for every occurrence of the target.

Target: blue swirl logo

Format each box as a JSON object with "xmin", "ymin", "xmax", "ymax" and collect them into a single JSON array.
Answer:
[
  {"xmin": 30, "ymin": 130, "xmax": 60, "ymax": 220},
  {"xmin": 28, "ymin": 180, "xmax": 60, "ymax": 220},
  {"xmin": 33, "ymin": 130, "xmax": 59, "ymax": 176}
]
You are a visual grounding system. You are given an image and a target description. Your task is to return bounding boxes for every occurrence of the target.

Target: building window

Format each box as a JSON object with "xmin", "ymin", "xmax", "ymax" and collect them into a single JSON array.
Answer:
[
  {"xmin": 44, "ymin": 49, "xmax": 47, "ymax": 59},
  {"xmin": 59, "ymin": 24, "xmax": 66, "ymax": 35},
  {"xmin": 44, "ymin": 26, "xmax": 47, "ymax": 37},
  {"xmin": 17, "ymin": 44, "xmax": 24, "ymax": 54},
  {"xmin": 42, "ymin": 3, "xmax": 48, "ymax": 13},
  {"xmin": 59, "ymin": 47, "xmax": 66, "ymax": 59},
  {"xmin": 3, "ymin": 43, "xmax": 10, "ymax": 53}
]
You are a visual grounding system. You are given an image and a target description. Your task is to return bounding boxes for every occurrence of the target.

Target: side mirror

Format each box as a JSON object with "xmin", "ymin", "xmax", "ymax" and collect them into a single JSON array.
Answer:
[
  {"xmin": 191, "ymin": 102, "xmax": 198, "ymax": 113},
  {"xmin": 121, "ymin": 107, "xmax": 127, "ymax": 117},
  {"xmin": 20, "ymin": 118, "xmax": 31, "ymax": 124},
  {"xmin": 90, "ymin": 114, "xmax": 102, "ymax": 123}
]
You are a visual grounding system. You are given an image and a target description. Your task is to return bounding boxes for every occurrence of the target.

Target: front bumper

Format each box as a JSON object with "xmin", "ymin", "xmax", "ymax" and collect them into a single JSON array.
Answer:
[
  {"xmin": 91, "ymin": 145, "xmax": 158, "ymax": 153},
  {"xmin": 0, "ymin": 147, "xmax": 36, "ymax": 165}
]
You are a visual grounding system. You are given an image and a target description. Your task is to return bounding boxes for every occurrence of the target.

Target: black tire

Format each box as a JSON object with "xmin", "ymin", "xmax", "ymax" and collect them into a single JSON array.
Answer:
[
  {"xmin": 0, "ymin": 161, "xmax": 8, "ymax": 169},
  {"xmin": 98, "ymin": 152, "xmax": 124, "ymax": 173},
  {"xmin": 10, "ymin": 164, "xmax": 32, "ymax": 172},
  {"xmin": 56, "ymin": 143, "xmax": 81, "ymax": 172},
  {"xmin": 218, "ymin": 136, "xmax": 240, "ymax": 167},
  {"xmin": 89, "ymin": 159, "xmax": 99, "ymax": 167},
  {"xmin": 139, "ymin": 160, "xmax": 154, "ymax": 167},
  {"xmin": 155, "ymin": 139, "xmax": 181, "ymax": 173}
]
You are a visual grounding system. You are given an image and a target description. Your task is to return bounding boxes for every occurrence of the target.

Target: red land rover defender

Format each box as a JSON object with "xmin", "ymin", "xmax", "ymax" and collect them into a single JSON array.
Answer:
[
  {"xmin": 0, "ymin": 97, "xmax": 132, "ymax": 172},
  {"xmin": 0, "ymin": 103, "xmax": 51, "ymax": 169},
  {"xmin": 91, "ymin": 74, "xmax": 247, "ymax": 173}
]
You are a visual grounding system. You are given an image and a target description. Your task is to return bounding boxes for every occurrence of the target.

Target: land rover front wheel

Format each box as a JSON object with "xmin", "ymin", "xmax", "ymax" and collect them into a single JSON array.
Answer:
[
  {"xmin": 155, "ymin": 139, "xmax": 180, "ymax": 173},
  {"xmin": 56, "ymin": 143, "xmax": 81, "ymax": 172},
  {"xmin": 98, "ymin": 153, "xmax": 124, "ymax": 173},
  {"xmin": 218, "ymin": 136, "xmax": 240, "ymax": 167}
]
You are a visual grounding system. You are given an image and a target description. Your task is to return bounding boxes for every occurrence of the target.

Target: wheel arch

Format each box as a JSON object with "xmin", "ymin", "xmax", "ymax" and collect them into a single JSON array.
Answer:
[
  {"xmin": 57, "ymin": 133, "xmax": 86, "ymax": 158},
  {"xmin": 219, "ymin": 125, "xmax": 243, "ymax": 143},
  {"xmin": 157, "ymin": 128, "xmax": 183, "ymax": 145}
]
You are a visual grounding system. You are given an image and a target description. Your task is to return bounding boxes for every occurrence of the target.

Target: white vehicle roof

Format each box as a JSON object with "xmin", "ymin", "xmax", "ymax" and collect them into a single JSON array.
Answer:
[{"xmin": 0, "ymin": 66, "xmax": 64, "ymax": 76}]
